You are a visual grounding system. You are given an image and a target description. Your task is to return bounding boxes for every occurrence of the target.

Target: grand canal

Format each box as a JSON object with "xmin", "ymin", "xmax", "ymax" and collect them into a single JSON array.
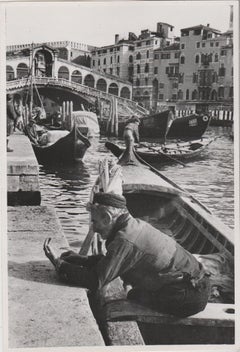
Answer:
[{"xmin": 39, "ymin": 126, "xmax": 234, "ymax": 250}]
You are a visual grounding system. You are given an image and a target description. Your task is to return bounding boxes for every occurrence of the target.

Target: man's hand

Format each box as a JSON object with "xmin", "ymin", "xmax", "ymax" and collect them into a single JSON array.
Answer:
[{"xmin": 43, "ymin": 238, "xmax": 58, "ymax": 267}]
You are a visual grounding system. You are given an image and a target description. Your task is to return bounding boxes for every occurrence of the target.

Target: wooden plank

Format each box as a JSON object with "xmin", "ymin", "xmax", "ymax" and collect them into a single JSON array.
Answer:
[{"xmin": 104, "ymin": 299, "xmax": 235, "ymax": 328}]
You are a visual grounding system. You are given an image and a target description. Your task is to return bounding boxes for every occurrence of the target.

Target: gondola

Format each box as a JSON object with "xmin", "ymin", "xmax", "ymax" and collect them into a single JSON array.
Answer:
[
  {"xmin": 167, "ymin": 113, "xmax": 211, "ymax": 140},
  {"xmin": 83, "ymin": 129, "xmax": 234, "ymax": 345},
  {"xmin": 31, "ymin": 125, "xmax": 91, "ymax": 165},
  {"xmin": 105, "ymin": 137, "xmax": 213, "ymax": 164}
]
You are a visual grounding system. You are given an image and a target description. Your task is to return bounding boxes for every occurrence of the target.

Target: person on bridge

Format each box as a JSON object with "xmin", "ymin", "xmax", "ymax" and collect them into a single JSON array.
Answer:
[
  {"xmin": 123, "ymin": 116, "xmax": 140, "ymax": 145},
  {"xmin": 44, "ymin": 191, "xmax": 210, "ymax": 318}
]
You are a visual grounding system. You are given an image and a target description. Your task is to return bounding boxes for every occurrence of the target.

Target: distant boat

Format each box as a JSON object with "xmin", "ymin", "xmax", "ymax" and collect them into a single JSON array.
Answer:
[
  {"xmin": 105, "ymin": 137, "xmax": 213, "ymax": 164},
  {"xmin": 167, "ymin": 113, "xmax": 211, "ymax": 140},
  {"xmin": 31, "ymin": 125, "xmax": 91, "ymax": 165}
]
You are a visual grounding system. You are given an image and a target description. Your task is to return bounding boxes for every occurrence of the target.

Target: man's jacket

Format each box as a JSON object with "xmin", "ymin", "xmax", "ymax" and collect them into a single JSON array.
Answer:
[{"xmin": 57, "ymin": 214, "xmax": 205, "ymax": 292}]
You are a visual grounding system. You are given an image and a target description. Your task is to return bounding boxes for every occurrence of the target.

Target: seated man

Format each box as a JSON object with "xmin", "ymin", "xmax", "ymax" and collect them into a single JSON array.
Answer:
[{"xmin": 44, "ymin": 192, "xmax": 210, "ymax": 318}]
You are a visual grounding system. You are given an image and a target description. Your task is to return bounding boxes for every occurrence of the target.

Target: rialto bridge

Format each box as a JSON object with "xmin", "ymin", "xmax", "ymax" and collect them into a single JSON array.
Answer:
[{"xmin": 6, "ymin": 44, "xmax": 148, "ymax": 117}]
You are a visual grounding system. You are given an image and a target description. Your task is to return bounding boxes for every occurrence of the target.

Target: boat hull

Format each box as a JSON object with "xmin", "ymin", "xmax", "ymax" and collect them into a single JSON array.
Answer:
[
  {"xmin": 105, "ymin": 138, "xmax": 213, "ymax": 164},
  {"xmin": 32, "ymin": 126, "xmax": 90, "ymax": 165},
  {"xmin": 167, "ymin": 114, "xmax": 210, "ymax": 139}
]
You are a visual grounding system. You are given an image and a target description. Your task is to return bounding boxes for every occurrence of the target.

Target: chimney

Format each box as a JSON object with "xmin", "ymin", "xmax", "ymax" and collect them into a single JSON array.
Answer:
[{"xmin": 115, "ymin": 34, "xmax": 119, "ymax": 44}]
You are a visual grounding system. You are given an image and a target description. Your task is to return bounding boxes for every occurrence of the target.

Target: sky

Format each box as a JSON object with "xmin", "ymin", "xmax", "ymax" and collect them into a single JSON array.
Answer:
[{"xmin": 4, "ymin": 1, "xmax": 236, "ymax": 47}]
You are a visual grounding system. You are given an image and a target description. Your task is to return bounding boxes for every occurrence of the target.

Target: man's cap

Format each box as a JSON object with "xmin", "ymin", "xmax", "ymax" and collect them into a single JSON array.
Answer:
[{"xmin": 93, "ymin": 192, "xmax": 127, "ymax": 209}]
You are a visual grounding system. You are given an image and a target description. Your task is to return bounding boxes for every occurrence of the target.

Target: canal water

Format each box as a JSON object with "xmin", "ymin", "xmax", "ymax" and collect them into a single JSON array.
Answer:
[{"xmin": 39, "ymin": 126, "xmax": 234, "ymax": 250}]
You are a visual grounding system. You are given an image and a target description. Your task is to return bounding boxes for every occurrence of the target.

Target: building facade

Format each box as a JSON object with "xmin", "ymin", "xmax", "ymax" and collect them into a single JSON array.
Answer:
[{"xmin": 90, "ymin": 10, "xmax": 233, "ymax": 112}]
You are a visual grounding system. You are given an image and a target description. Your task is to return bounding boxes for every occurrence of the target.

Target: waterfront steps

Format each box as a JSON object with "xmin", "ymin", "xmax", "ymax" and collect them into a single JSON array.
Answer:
[
  {"xmin": 7, "ymin": 205, "xmax": 105, "ymax": 348},
  {"xmin": 7, "ymin": 131, "xmax": 41, "ymax": 205}
]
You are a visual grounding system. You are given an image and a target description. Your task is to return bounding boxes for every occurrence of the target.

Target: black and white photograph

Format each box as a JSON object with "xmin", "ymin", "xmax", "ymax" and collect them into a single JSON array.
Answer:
[{"xmin": 1, "ymin": 0, "xmax": 239, "ymax": 350}]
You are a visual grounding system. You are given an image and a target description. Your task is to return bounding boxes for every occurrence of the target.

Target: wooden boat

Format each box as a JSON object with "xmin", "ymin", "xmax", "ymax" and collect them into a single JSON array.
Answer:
[
  {"xmin": 84, "ymin": 129, "xmax": 234, "ymax": 345},
  {"xmin": 105, "ymin": 137, "xmax": 213, "ymax": 164},
  {"xmin": 31, "ymin": 125, "xmax": 91, "ymax": 165},
  {"xmin": 167, "ymin": 113, "xmax": 211, "ymax": 140}
]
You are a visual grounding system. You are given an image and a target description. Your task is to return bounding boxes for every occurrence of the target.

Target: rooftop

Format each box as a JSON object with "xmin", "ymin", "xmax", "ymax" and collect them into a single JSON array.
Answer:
[{"xmin": 181, "ymin": 24, "xmax": 221, "ymax": 34}]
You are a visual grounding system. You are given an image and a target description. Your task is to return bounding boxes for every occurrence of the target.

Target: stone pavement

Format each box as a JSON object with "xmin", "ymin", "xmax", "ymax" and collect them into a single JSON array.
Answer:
[{"xmin": 7, "ymin": 206, "xmax": 105, "ymax": 348}]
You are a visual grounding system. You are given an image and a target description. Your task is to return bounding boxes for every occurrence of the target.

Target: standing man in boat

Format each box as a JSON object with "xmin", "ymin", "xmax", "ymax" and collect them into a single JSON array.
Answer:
[
  {"xmin": 44, "ymin": 192, "xmax": 210, "ymax": 318},
  {"xmin": 123, "ymin": 116, "xmax": 140, "ymax": 144}
]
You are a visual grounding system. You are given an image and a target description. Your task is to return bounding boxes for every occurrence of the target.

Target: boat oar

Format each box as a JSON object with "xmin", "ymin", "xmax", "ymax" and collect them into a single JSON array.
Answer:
[
  {"xmin": 133, "ymin": 149, "xmax": 212, "ymax": 214},
  {"xmin": 139, "ymin": 143, "xmax": 187, "ymax": 167}
]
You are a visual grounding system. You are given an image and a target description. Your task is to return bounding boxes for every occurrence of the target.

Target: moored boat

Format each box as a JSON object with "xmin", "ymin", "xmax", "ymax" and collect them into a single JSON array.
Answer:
[
  {"xmin": 31, "ymin": 125, "xmax": 91, "ymax": 165},
  {"xmin": 85, "ymin": 129, "xmax": 234, "ymax": 345},
  {"xmin": 105, "ymin": 137, "xmax": 213, "ymax": 164},
  {"xmin": 167, "ymin": 113, "xmax": 211, "ymax": 140},
  {"xmin": 100, "ymin": 109, "xmax": 171, "ymax": 140}
]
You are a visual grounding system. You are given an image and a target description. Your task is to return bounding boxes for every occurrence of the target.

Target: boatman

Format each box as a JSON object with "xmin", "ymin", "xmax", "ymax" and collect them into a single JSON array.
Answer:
[
  {"xmin": 123, "ymin": 116, "xmax": 140, "ymax": 144},
  {"xmin": 44, "ymin": 192, "xmax": 211, "ymax": 318}
]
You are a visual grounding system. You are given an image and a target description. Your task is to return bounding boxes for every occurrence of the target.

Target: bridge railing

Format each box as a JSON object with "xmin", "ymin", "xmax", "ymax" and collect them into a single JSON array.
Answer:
[{"xmin": 6, "ymin": 77, "xmax": 149, "ymax": 116}]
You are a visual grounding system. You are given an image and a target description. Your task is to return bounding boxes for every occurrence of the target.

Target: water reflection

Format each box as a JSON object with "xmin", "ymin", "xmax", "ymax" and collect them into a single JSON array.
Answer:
[{"xmin": 39, "ymin": 126, "xmax": 234, "ymax": 249}]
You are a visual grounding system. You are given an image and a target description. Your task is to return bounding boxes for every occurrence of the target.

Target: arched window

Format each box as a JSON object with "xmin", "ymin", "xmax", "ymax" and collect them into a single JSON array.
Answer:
[
  {"xmin": 145, "ymin": 77, "xmax": 148, "ymax": 85},
  {"xmin": 177, "ymin": 90, "xmax": 183, "ymax": 100},
  {"xmin": 186, "ymin": 89, "xmax": 189, "ymax": 100},
  {"xmin": 195, "ymin": 54, "xmax": 200, "ymax": 64},
  {"xmin": 108, "ymin": 83, "xmax": 119, "ymax": 96},
  {"xmin": 71, "ymin": 70, "xmax": 82, "ymax": 84},
  {"xmin": 214, "ymin": 54, "xmax": 218, "ymax": 62},
  {"xmin": 136, "ymin": 78, "xmax": 140, "ymax": 86},
  {"xmin": 84, "ymin": 74, "xmax": 95, "ymax": 87},
  {"xmin": 6, "ymin": 65, "xmax": 14, "ymax": 81},
  {"xmin": 145, "ymin": 63, "xmax": 149, "ymax": 73},
  {"xmin": 211, "ymin": 90, "xmax": 217, "ymax": 101},
  {"xmin": 180, "ymin": 56, "xmax": 185, "ymax": 64},
  {"xmin": 96, "ymin": 78, "xmax": 107, "ymax": 92},
  {"xmin": 192, "ymin": 89, "xmax": 198, "ymax": 100},
  {"xmin": 146, "ymin": 50, "xmax": 149, "ymax": 59},
  {"xmin": 120, "ymin": 87, "xmax": 131, "ymax": 99},
  {"xmin": 103, "ymin": 58, "xmax": 106, "ymax": 65},
  {"xmin": 58, "ymin": 66, "xmax": 69, "ymax": 80},
  {"xmin": 137, "ymin": 64, "xmax": 140, "ymax": 73},
  {"xmin": 16, "ymin": 63, "xmax": 29, "ymax": 79},
  {"xmin": 129, "ymin": 55, "xmax": 133, "ymax": 63},
  {"xmin": 117, "ymin": 56, "xmax": 120, "ymax": 63},
  {"xmin": 136, "ymin": 52, "xmax": 141, "ymax": 60}
]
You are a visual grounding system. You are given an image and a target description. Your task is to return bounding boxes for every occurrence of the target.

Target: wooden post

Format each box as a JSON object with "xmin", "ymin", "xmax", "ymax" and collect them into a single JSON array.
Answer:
[
  {"xmin": 70, "ymin": 101, "xmax": 73, "ymax": 130},
  {"xmin": 62, "ymin": 102, "xmax": 66, "ymax": 124},
  {"xmin": 115, "ymin": 98, "xmax": 118, "ymax": 137},
  {"xmin": 66, "ymin": 101, "xmax": 70, "ymax": 130}
]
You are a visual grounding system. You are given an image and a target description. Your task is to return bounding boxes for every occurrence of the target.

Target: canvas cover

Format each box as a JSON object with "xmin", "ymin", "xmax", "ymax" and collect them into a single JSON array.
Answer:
[{"xmin": 72, "ymin": 111, "xmax": 100, "ymax": 136}]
